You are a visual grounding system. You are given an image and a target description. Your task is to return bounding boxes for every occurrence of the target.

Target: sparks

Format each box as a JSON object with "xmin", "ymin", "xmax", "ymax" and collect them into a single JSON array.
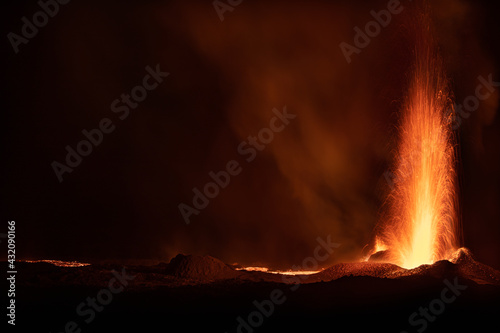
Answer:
[{"xmin": 369, "ymin": 15, "xmax": 460, "ymax": 269}]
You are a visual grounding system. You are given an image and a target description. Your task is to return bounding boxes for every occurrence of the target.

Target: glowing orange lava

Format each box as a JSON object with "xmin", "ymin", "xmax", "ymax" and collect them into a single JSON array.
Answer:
[
  {"xmin": 370, "ymin": 21, "xmax": 460, "ymax": 269},
  {"xmin": 235, "ymin": 266, "xmax": 321, "ymax": 275},
  {"xmin": 22, "ymin": 260, "xmax": 91, "ymax": 267}
]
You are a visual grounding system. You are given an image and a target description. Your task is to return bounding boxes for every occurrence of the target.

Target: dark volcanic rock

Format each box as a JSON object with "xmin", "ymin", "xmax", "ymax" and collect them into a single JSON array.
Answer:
[
  {"xmin": 166, "ymin": 254, "xmax": 239, "ymax": 280},
  {"xmin": 12, "ymin": 249, "xmax": 500, "ymax": 333},
  {"xmin": 15, "ymin": 248, "xmax": 500, "ymax": 288},
  {"xmin": 450, "ymin": 247, "xmax": 500, "ymax": 285},
  {"xmin": 309, "ymin": 262, "xmax": 404, "ymax": 282}
]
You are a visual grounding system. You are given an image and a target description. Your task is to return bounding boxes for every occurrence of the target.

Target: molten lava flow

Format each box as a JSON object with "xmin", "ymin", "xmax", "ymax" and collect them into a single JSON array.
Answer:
[
  {"xmin": 370, "ymin": 19, "xmax": 460, "ymax": 269},
  {"xmin": 22, "ymin": 260, "xmax": 91, "ymax": 267},
  {"xmin": 235, "ymin": 266, "xmax": 321, "ymax": 275}
]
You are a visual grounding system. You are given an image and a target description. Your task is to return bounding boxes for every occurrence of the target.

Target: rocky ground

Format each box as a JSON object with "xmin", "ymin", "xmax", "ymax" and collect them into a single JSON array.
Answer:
[{"xmin": 10, "ymin": 249, "xmax": 500, "ymax": 332}]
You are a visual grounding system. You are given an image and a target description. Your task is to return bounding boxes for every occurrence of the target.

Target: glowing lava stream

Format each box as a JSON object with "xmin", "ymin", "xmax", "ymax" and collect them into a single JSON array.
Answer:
[
  {"xmin": 370, "ymin": 19, "xmax": 460, "ymax": 269},
  {"xmin": 21, "ymin": 260, "xmax": 91, "ymax": 267},
  {"xmin": 235, "ymin": 266, "xmax": 321, "ymax": 275}
]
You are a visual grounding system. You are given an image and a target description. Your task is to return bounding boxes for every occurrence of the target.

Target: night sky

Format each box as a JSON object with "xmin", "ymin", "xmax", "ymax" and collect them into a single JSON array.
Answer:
[{"xmin": 2, "ymin": 0, "xmax": 500, "ymax": 270}]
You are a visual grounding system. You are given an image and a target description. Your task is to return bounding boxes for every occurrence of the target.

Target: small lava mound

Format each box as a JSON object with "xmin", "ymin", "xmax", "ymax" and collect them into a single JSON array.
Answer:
[
  {"xmin": 309, "ymin": 262, "xmax": 405, "ymax": 282},
  {"xmin": 166, "ymin": 254, "xmax": 239, "ymax": 280},
  {"xmin": 405, "ymin": 247, "xmax": 500, "ymax": 285},
  {"xmin": 308, "ymin": 247, "xmax": 500, "ymax": 285},
  {"xmin": 450, "ymin": 247, "xmax": 500, "ymax": 285}
]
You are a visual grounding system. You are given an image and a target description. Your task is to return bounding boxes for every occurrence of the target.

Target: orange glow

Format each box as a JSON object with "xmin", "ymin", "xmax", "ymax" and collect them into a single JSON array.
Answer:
[
  {"xmin": 236, "ymin": 266, "xmax": 321, "ymax": 275},
  {"xmin": 235, "ymin": 266, "xmax": 271, "ymax": 273},
  {"xmin": 22, "ymin": 260, "xmax": 91, "ymax": 267},
  {"xmin": 369, "ymin": 23, "xmax": 460, "ymax": 269},
  {"xmin": 373, "ymin": 236, "xmax": 388, "ymax": 253}
]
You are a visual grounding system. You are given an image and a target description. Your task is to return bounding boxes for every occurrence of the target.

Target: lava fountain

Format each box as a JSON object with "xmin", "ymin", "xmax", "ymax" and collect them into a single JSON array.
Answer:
[{"xmin": 369, "ymin": 15, "xmax": 460, "ymax": 269}]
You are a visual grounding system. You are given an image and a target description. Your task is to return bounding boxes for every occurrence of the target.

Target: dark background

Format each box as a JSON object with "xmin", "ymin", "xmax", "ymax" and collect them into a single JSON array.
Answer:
[{"xmin": 2, "ymin": 0, "xmax": 500, "ymax": 270}]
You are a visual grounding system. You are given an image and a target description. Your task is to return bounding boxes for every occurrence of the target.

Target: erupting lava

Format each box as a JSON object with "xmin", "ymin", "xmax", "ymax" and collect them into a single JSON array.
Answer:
[{"xmin": 369, "ymin": 17, "xmax": 460, "ymax": 269}]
